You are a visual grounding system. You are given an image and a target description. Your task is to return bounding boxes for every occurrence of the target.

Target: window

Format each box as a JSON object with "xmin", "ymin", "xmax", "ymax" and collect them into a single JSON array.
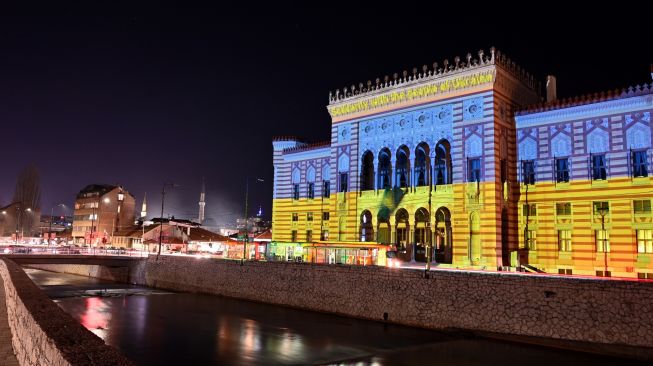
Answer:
[
  {"xmin": 593, "ymin": 201, "xmax": 609, "ymax": 216},
  {"xmin": 558, "ymin": 230, "xmax": 572, "ymax": 252},
  {"xmin": 323, "ymin": 181, "xmax": 331, "ymax": 198},
  {"xmin": 526, "ymin": 230, "xmax": 537, "ymax": 250},
  {"xmin": 291, "ymin": 213, "xmax": 298, "ymax": 222},
  {"xmin": 637, "ymin": 229, "xmax": 653, "ymax": 253},
  {"xmin": 558, "ymin": 269, "xmax": 573, "ymax": 275},
  {"xmin": 596, "ymin": 230, "xmax": 610, "ymax": 252},
  {"xmin": 291, "ymin": 230, "xmax": 297, "ymax": 242},
  {"xmin": 556, "ymin": 202, "xmax": 572, "ymax": 216},
  {"xmin": 637, "ymin": 272, "xmax": 653, "ymax": 279},
  {"xmin": 468, "ymin": 158, "xmax": 481, "ymax": 182},
  {"xmin": 596, "ymin": 270, "xmax": 612, "ymax": 277},
  {"xmin": 307, "ymin": 182, "xmax": 315, "ymax": 199},
  {"xmin": 634, "ymin": 200, "xmax": 652, "ymax": 214},
  {"xmin": 522, "ymin": 204, "xmax": 536, "ymax": 217},
  {"xmin": 307, "ymin": 212, "xmax": 313, "ymax": 221},
  {"xmin": 591, "ymin": 154, "xmax": 607, "ymax": 180},
  {"xmin": 500, "ymin": 159, "xmax": 507, "ymax": 184},
  {"xmin": 322, "ymin": 212, "xmax": 330, "ymax": 221},
  {"xmin": 293, "ymin": 184, "xmax": 300, "ymax": 200},
  {"xmin": 522, "ymin": 160, "xmax": 535, "ymax": 184},
  {"xmin": 321, "ymin": 230, "xmax": 329, "ymax": 241},
  {"xmin": 339, "ymin": 173, "xmax": 348, "ymax": 192},
  {"xmin": 555, "ymin": 158, "xmax": 569, "ymax": 183},
  {"xmin": 306, "ymin": 230, "xmax": 313, "ymax": 242},
  {"xmin": 632, "ymin": 150, "xmax": 648, "ymax": 178}
]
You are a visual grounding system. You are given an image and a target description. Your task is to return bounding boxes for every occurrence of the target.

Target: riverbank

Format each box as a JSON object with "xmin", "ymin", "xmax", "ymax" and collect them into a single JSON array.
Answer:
[{"xmin": 25, "ymin": 255, "xmax": 653, "ymax": 360}]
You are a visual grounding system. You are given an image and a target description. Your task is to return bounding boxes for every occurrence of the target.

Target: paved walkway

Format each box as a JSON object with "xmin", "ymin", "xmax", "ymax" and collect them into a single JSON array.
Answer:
[{"xmin": 0, "ymin": 276, "xmax": 20, "ymax": 366}]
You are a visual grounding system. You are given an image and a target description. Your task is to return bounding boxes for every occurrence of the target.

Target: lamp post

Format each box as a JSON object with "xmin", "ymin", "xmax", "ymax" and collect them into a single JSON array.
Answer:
[
  {"xmin": 158, "ymin": 183, "xmax": 177, "ymax": 258},
  {"xmin": 242, "ymin": 178, "xmax": 264, "ymax": 264},
  {"xmin": 14, "ymin": 203, "xmax": 31, "ymax": 245},
  {"xmin": 48, "ymin": 203, "xmax": 67, "ymax": 247}
]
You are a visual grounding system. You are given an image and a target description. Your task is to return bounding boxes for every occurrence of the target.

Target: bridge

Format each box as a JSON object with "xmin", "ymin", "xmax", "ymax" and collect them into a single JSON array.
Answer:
[{"xmin": 0, "ymin": 254, "xmax": 145, "ymax": 267}]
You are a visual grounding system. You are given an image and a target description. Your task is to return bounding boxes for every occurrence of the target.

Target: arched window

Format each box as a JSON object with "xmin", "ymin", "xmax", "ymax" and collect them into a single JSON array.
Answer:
[
  {"xmin": 361, "ymin": 151, "xmax": 375, "ymax": 191},
  {"xmin": 435, "ymin": 206, "xmax": 452, "ymax": 264},
  {"xmin": 415, "ymin": 143, "xmax": 430, "ymax": 186},
  {"xmin": 378, "ymin": 148, "xmax": 392, "ymax": 190},
  {"xmin": 360, "ymin": 210, "xmax": 373, "ymax": 242},
  {"xmin": 395, "ymin": 208, "xmax": 409, "ymax": 251},
  {"xmin": 306, "ymin": 165, "xmax": 316, "ymax": 199},
  {"xmin": 434, "ymin": 140, "xmax": 452, "ymax": 185},
  {"xmin": 395, "ymin": 146, "xmax": 409, "ymax": 188}
]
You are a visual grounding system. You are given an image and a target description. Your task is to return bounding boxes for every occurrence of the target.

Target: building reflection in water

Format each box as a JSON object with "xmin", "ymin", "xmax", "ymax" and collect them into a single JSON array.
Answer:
[{"xmin": 81, "ymin": 297, "xmax": 110, "ymax": 339}]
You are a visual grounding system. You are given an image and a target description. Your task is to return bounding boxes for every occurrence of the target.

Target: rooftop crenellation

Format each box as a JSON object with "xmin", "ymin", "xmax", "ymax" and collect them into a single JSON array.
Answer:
[
  {"xmin": 282, "ymin": 140, "xmax": 330, "ymax": 154},
  {"xmin": 328, "ymin": 47, "xmax": 540, "ymax": 104},
  {"xmin": 517, "ymin": 82, "xmax": 653, "ymax": 115}
]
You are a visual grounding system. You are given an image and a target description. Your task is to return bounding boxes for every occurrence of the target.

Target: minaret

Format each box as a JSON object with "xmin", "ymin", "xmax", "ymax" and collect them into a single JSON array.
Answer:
[
  {"xmin": 140, "ymin": 192, "xmax": 147, "ymax": 218},
  {"xmin": 198, "ymin": 178, "xmax": 206, "ymax": 224}
]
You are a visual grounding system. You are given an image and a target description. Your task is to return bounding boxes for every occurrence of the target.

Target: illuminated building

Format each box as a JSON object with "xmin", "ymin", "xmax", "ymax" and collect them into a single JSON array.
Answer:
[
  {"xmin": 271, "ymin": 47, "xmax": 653, "ymax": 278},
  {"xmin": 72, "ymin": 184, "xmax": 136, "ymax": 245}
]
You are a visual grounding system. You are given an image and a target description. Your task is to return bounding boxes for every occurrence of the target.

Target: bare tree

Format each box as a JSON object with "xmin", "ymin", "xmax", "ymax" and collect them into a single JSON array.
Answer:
[{"xmin": 13, "ymin": 164, "xmax": 41, "ymax": 236}]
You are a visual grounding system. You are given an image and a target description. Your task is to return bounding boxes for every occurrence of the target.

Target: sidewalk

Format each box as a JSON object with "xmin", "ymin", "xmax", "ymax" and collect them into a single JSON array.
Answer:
[{"xmin": 0, "ymin": 276, "xmax": 19, "ymax": 366}]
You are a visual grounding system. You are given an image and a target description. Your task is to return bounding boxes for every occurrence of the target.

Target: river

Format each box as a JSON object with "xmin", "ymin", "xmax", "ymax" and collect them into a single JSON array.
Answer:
[{"xmin": 24, "ymin": 268, "xmax": 644, "ymax": 365}]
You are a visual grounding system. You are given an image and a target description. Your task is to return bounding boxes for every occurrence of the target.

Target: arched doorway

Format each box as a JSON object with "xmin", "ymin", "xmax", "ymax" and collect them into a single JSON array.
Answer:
[
  {"xmin": 469, "ymin": 211, "xmax": 481, "ymax": 265},
  {"xmin": 360, "ymin": 210, "xmax": 374, "ymax": 242},
  {"xmin": 501, "ymin": 208, "xmax": 510, "ymax": 267},
  {"xmin": 435, "ymin": 207, "xmax": 453, "ymax": 263},
  {"xmin": 361, "ymin": 151, "xmax": 375, "ymax": 191},
  {"xmin": 395, "ymin": 146, "xmax": 410, "ymax": 189},
  {"xmin": 414, "ymin": 208, "xmax": 430, "ymax": 262},
  {"xmin": 378, "ymin": 148, "xmax": 392, "ymax": 190},
  {"xmin": 414, "ymin": 143, "xmax": 430, "ymax": 186},
  {"xmin": 377, "ymin": 210, "xmax": 391, "ymax": 244},
  {"xmin": 395, "ymin": 208, "xmax": 409, "ymax": 252},
  {"xmin": 434, "ymin": 140, "xmax": 452, "ymax": 185}
]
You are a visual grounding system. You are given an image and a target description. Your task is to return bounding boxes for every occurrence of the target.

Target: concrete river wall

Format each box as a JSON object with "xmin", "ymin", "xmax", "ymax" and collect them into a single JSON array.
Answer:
[
  {"xmin": 0, "ymin": 259, "xmax": 132, "ymax": 366},
  {"xmin": 25, "ymin": 256, "xmax": 653, "ymax": 356}
]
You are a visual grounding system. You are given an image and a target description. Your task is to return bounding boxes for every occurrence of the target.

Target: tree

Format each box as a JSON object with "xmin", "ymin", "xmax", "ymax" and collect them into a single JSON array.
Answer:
[{"xmin": 13, "ymin": 164, "xmax": 41, "ymax": 236}]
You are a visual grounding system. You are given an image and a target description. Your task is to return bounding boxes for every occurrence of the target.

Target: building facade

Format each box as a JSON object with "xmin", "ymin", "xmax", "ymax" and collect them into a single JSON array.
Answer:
[
  {"xmin": 71, "ymin": 184, "xmax": 136, "ymax": 244},
  {"xmin": 271, "ymin": 48, "xmax": 653, "ymax": 278},
  {"xmin": 515, "ymin": 85, "xmax": 653, "ymax": 278}
]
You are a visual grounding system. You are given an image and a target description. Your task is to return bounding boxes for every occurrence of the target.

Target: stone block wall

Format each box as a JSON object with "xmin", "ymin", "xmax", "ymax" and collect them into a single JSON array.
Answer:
[
  {"xmin": 0, "ymin": 259, "xmax": 132, "ymax": 366},
  {"xmin": 143, "ymin": 256, "xmax": 653, "ymax": 348},
  {"xmin": 24, "ymin": 264, "xmax": 130, "ymax": 283}
]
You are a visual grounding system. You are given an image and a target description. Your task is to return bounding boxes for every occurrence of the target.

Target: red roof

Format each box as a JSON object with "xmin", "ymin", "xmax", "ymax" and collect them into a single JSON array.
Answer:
[{"xmin": 254, "ymin": 230, "xmax": 272, "ymax": 241}]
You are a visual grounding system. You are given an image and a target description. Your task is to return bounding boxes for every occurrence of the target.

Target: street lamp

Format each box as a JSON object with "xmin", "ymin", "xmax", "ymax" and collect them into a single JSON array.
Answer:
[
  {"xmin": 157, "ymin": 183, "xmax": 178, "ymax": 258},
  {"xmin": 48, "ymin": 203, "xmax": 67, "ymax": 246},
  {"xmin": 242, "ymin": 178, "xmax": 264, "ymax": 264},
  {"xmin": 14, "ymin": 203, "xmax": 32, "ymax": 245}
]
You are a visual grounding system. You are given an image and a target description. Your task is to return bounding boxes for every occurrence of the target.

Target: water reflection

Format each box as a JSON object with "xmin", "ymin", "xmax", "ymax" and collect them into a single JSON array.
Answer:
[{"xmin": 27, "ymin": 269, "xmax": 649, "ymax": 366}]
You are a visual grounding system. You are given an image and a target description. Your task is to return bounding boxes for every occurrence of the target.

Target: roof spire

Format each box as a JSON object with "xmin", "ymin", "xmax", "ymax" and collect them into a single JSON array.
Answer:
[
  {"xmin": 140, "ymin": 192, "xmax": 147, "ymax": 218},
  {"xmin": 198, "ymin": 177, "xmax": 206, "ymax": 225}
]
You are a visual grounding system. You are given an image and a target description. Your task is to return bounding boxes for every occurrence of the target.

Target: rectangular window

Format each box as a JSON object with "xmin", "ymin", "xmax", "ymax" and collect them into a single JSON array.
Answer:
[
  {"xmin": 558, "ymin": 230, "xmax": 572, "ymax": 252},
  {"xmin": 522, "ymin": 203, "xmax": 536, "ymax": 217},
  {"xmin": 339, "ymin": 173, "xmax": 348, "ymax": 192},
  {"xmin": 307, "ymin": 212, "xmax": 313, "ymax": 221},
  {"xmin": 307, "ymin": 182, "xmax": 315, "ymax": 199},
  {"xmin": 634, "ymin": 200, "xmax": 652, "ymax": 214},
  {"xmin": 468, "ymin": 158, "xmax": 481, "ymax": 182},
  {"xmin": 322, "ymin": 212, "xmax": 330, "ymax": 221},
  {"xmin": 291, "ymin": 213, "xmax": 298, "ymax": 222},
  {"xmin": 293, "ymin": 184, "xmax": 300, "ymax": 200},
  {"xmin": 323, "ymin": 181, "xmax": 331, "ymax": 198},
  {"xmin": 632, "ymin": 150, "xmax": 648, "ymax": 178},
  {"xmin": 291, "ymin": 230, "xmax": 297, "ymax": 242},
  {"xmin": 500, "ymin": 159, "xmax": 507, "ymax": 184},
  {"xmin": 526, "ymin": 230, "xmax": 537, "ymax": 250},
  {"xmin": 306, "ymin": 230, "xmax": 313, "ymax": 242},
  {"xmin": 591, "ymin": 154, "xmax": 607, "ymax": 180},
  {"xmin": 593, "ymin": 201, "xmax": 609, "ymax": 216},
  {"xmin": 321, "ymin": 230, "xmax": 329, "ymax": 241},
  {"xmin": 637, "ymin": 229, "xmax": 653, "ymax": 253},
  {"xmin": 556, "ymin": 202, "xmax": 572, "ymax": 216},
  {"xmin": 596, "ymin": 230, "xmax": 610, "ymax": 252},
  {"xmin": 555, "ymin": 158, "xmax": 569, "ymax": 183},
  {"xmin": 522, "ymin": 160, "xmax": 535, "ymax": 184}
]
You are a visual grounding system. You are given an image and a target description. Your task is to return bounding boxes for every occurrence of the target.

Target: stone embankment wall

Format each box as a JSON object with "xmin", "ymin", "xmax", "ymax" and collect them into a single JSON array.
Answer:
[
  {"xmin": 0, "ymin": 259, "xmax": 133, "ymax": 366},
  {"xmin": 142, "ymin": 256, "xmax": 653, "ymax": 349}
]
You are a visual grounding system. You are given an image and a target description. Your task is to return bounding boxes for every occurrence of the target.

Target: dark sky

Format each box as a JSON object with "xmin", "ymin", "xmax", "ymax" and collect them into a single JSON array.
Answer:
[{"xmin": 1, "ymin": 4, "xmax": 651, "ymax": 226}]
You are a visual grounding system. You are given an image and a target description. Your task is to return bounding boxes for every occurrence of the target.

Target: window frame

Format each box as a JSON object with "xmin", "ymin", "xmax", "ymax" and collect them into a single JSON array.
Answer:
[
  {"xmin": 558, "ymin": 230, "xmax": 572, "ymax": 252},
  {"xmin": 522, "ymin": 160, "xmax": 535, "ymax": 185},
  {"xmin": 595, "ymin": 229, "xmax": 610, "ymax": 253},
  {"xmin": 637, "ymin": 229, "xmax": 653, "ymax": 253},
  {"xmin": 468, "ymin": 158, "xmax": 481, "ymax": 183},
  {"xmin": 555, "ymin": 157, "xmax": 569, "ymax": 183},
  {"xmin": 591, "ymin": 154, "xmax": 607, "ymax": 181},
  {"xmin": 632, "ymin": 150, "xmax": 648, "ymax": 178},
  {"xmin": 292, "ymin": 184, "xmax": 300, "ymax": 200}
]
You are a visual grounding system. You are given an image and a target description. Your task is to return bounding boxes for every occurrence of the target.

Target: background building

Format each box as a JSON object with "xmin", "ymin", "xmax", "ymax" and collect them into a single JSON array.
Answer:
[
  {"xmin": 0, "ymin": 202, "xmax": 41, "ymax": 239},
  {"xmin": 71, "ymin": 184, "xmax": 135, "ymax": 244}
]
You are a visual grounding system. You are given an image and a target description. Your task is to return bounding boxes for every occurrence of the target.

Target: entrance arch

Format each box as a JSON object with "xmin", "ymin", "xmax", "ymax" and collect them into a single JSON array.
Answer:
[
  {"xmin": 361, "ymin": 151, "xmax": 374, "ymax": 191},
  {"xmin": 414, "ymin": 207, "xmax": 430, "ymax": 262},
  {"xmin": 435, "ymin": 207, "xmax": 453, "ymax": 263},
  {"xmin": 395, "ymin": 208, "xmax": 409, "ymax": 252},
  {"xmin": 360, "ymin": 210, "xmax": 374, "ymax": 242}
]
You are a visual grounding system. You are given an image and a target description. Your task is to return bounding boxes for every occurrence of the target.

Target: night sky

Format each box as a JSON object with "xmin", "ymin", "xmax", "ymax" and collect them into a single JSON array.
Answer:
[{"xmin": 1, "ymin": 4, "xmax": 651, "ymax": 226}]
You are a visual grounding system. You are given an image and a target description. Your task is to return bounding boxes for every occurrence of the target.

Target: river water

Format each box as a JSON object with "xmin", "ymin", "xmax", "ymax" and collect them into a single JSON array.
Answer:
[{"xmin": 25, "ymin": 268, "xmax": 644, "ymax": 366}]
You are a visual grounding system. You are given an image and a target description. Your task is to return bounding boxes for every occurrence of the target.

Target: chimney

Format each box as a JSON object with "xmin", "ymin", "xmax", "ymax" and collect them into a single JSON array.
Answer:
[{"xmin": 546, "ymin": 75, "xmax": 557, "ymax": 103}]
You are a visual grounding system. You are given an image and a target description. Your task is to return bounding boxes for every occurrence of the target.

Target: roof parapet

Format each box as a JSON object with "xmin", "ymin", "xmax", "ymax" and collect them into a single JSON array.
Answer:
[{"xmin": 328, "ymin": 47, "xmax": 540, "ymax": 104}]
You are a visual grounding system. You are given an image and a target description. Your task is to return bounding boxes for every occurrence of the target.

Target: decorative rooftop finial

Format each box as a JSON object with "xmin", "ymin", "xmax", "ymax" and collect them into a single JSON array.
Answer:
[
  {"xmin": 454, "ymin": 56, "xmax": 460, "ymax": 70},
  {"xmin": 490, "ymin": 47, "xmax": 496, "ymax": 63},
  {"xmin": 466, "ymin": 53, "xmax": 472, "ymax": 67}
]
